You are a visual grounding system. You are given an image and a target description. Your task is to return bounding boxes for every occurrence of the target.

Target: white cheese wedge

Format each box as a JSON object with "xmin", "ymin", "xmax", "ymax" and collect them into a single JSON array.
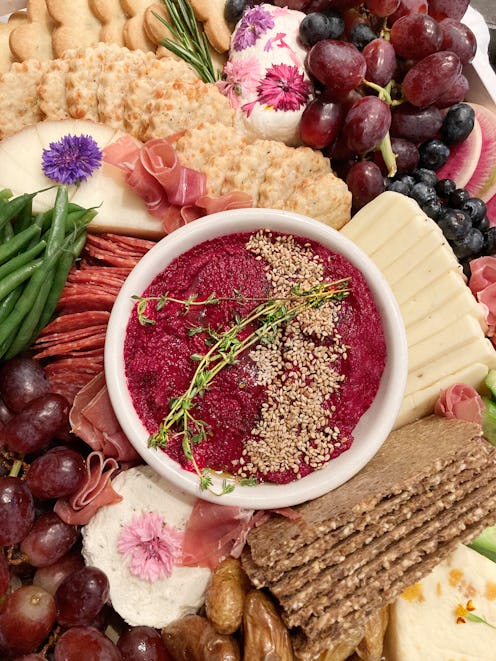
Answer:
[
  {"xmin": 82, "ymin": 465, "xmax": 211, "ymax": 628},
  {"xmin": 385, "ymin": 543, "xmax": 496, "ymax": 660},
  {"xmin": 0, "ymin": 119, "xmax": 165, "ymax": 238},
  {"xmin": 340, "ymin": 191, "xmax": 496, "ymax": 429}
]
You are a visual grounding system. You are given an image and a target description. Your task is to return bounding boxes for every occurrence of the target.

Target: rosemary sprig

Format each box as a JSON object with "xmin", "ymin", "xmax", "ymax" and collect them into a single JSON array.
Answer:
[
  {"xmin": 136, "ymin": 279, "xmax": 350, "ymax": 495},
  {"xmin": 153, "ymin": 0, "xmax": 219, "ymax": 83}
]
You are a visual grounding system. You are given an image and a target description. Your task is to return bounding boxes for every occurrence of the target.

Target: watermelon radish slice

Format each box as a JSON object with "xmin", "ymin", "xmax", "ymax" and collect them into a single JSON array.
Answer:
[
  {"xmin": 435, "ymin": 117, "xmax": 481, "ymax": 186},
  {"xmin": 466, "ymin": 103, "xmax": 496, "ymax": 202},
  {"xmin": 486, "ymin": 194, "xmax": 496, "ymax": 226}
]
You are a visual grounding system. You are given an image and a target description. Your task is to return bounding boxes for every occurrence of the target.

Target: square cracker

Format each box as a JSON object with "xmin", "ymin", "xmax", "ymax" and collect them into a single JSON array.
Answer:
[
  {"xmin": 145, "ymin": 80, "xmax": 234, "ymax": 140},
  {"xmin": 0, "ymin": 59, "xmax": 47, "ymax": 139},
  {"xmin": 123, "ymin": 55, "xmax": 199, "ymax": 139},
  {"xmin": 38, "ymin": 57, "xmax": 70, "ymax": 120}
]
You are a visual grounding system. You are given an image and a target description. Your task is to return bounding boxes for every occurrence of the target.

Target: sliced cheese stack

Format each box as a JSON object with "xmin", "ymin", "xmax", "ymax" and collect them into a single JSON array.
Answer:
[
  {"xmin": 241, "ymin": 416, "xmax": 496, "ymax": 660},
  {"xmin": 385, "ymin": 543, "xmax": 496, "ymax": 659},
  {"xmin": 340, "ymin": 191, "xmax": 496, "ymax": 429}
]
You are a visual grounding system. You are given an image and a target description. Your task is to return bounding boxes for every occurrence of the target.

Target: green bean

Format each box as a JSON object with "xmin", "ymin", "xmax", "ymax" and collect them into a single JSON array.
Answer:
[
  {"xmin": 0, "ymin": 225, "xmax": 41, "ymax": 265},
  {"xmin": 0, "ymin": 240, "xmax": 46, "ymax": 288},
  {"xmin": 0, "ymin": 192, "xmax": 37, "ymax": 232},
  {"xmin": 0, "ymin": 286, "xmax": 23, "ymax": 326},
  {"xmin": 0, "ymin": 189, "xmax": 13, "ymax": 201},
  {"xmin": 14, "ymin": 198, "xmax": 34, "ymax": 234},
  {"xmin": 33, "ymin": 226, "xmax": 88, "ymax": 337},
  {"xmin": 0, "ymin": 221, "xmax": 14, "ymax": 243},
  {"xmin": 46, "ymin": 186, "xmax": 68, "ymax": 258},
  {"xmin": 0, "ymin": 254, "xmax": 44, "ymax": 304}
]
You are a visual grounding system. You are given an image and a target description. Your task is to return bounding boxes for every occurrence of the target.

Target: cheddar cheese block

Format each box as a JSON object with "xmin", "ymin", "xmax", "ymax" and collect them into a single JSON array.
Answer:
[{"xmin": 340, "ymin": 191, "xmax": 496, "ymax": 429}]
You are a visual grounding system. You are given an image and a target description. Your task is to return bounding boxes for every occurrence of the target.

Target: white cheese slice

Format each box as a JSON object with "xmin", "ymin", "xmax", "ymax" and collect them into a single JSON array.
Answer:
[
  {"xmin": 385, "ymin": 543, "xmax": 496, "ymax": 660},
  {"xmin": 340, "ymin": 191, "xmax": 496, "ymax": 429},
  {"xmin": 82, "ymin": 465, "xmax": 211, "ymax": 628}
]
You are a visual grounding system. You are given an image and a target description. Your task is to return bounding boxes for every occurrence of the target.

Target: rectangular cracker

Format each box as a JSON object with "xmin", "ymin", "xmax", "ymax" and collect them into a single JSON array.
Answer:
[
  {"xmin": 64, "ymin": 43, "xmax": 108, "ymax": 122},
  {"xmin": 38, "ymin": 56, "xmax": 70, "ymax": 120},
  {"xmin": 0, "ymin": 59, "xmax": 47, "ymax": 139}
]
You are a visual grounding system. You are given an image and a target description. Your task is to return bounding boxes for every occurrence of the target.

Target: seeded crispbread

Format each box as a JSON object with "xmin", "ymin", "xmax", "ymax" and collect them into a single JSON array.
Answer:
[
  {"xmin": 144, "ymin": 80, "xmax": 234, "ymax": 141},
  {"xmin": 37, "ymin": 56, "xmax": 70, "ymax": 120},
  {"xmin": 8, "ymin": 0, "xmax": 54, "ymax": 63},
  {"xmin": 123, "ymin": 55, "xmax": 200, "ymax": 138},
  {"xmin": 0, "ymin": 59, "xmax": 47, "ymax": 139},
  {"xmin": 89, "ymin": 0, "xmax": 127, "ymax": 45},
  {"xmin": 46, "ymin": 0, "xmax": 103, "ymax": 58},
  {"xmin": 0, "ymin": 11, "xmax": 28, "ymax": 73}
]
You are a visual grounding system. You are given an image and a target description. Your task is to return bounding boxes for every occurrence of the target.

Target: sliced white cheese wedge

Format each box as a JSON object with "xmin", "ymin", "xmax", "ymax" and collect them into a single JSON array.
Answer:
[
  {"xmin": 385, "ymin": 543, "xmax": 496, "ymax": 660},
  {"xmin": 341, "ymin": 191, "xmax": 496, "ymax": 429},
  {"xmin": 82, "ymin": 465, "xmax": 211, "ymax": 629}
]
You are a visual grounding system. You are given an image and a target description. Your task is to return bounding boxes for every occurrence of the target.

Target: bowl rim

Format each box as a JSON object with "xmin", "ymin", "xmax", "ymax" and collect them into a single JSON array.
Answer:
[{"xmin": 105, "ymin": 208, "xmax": 408, "ymax": 509}]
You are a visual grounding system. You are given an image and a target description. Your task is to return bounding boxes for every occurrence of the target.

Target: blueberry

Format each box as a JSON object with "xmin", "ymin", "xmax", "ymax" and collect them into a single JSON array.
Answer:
[
  {"xmin": 451, "ymin": 227, "xmax": 484, "ymax": 259},
  {"xmin": 437, "ymin": 208, "xmax": 472, "ymax": 241},
  {"xmin": 441, "ymin": 103, "xmax": 475, "ymax": 144},
  {"xmin": 322, "ymin": 8, "xmax": 345, "ymax": 39},
  {"xmin": 478, "ymin": 215, "xmax": 490, "ymax": 232},
  {"xmin": 462, "ymin": 197, "xmax": 487, "ymax": 225},
  {"xmin": 418, "ymin": 140, "xmax": 450, "ymax": 171},
  {"xmin": 421, "ymin": 198, "xmax": 443, "ymax": 221},
  {"xmin": 387, "ymin": 179, "xmax": 411, "ymax": 195},
  {"xmin": 448, "ymin": 188, "xmax": 470, "ymax": 209},
  {"xmin": 299, "ymin": 12, "xmax": 336, "ymax": 46},
  {"xmin": 224, "ymin": 0, "xmax": 247, "ymax": 25},
  {"xmin": 410, "ymin": 182, "xmax": 437, "ymax": 207},
  {"xmin": 412, "ymin": 168, "xmax": 438, "ymax": 188},
  {"xmin": 483, "ymin": 227, "xmax": 496, "ymax": 255},
  {"xmin": 398, "ymin": 174, "xmax": 415, "ymax": 191},
  {"xmin": 436, "ymin": 178, "xmax": 457, "ymax": 198},
  {"xmin": 349, "ymin": 23, "xmax": 377, "ymax": 50}
]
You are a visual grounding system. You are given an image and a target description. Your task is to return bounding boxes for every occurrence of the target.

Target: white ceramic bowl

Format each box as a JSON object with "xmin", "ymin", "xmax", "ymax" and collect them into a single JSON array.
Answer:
[{"xmin": 105, "ymin": 208, "xmax": 408, "ymax": 509}]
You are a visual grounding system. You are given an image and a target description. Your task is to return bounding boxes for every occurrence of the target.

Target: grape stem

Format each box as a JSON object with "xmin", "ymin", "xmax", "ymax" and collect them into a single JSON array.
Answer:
[
  {"xmin": 378, "ymin": 131, "xmax": 397, "ymax": 177},
  {"xmin": 8, "ymin": 457, "xmax": 23, "ymax": 478}
]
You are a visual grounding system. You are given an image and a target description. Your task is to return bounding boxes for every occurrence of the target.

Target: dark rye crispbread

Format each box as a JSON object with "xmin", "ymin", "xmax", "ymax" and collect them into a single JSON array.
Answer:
[{"xmin": 241, "ymin": 415, "xmax": 496, "ymax": 661}]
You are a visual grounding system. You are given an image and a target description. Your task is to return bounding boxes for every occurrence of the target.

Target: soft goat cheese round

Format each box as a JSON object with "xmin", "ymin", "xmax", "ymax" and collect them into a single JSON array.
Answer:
[{"xmin": 82, "ymin": 465, "xmax": 211, "ymax": 628}]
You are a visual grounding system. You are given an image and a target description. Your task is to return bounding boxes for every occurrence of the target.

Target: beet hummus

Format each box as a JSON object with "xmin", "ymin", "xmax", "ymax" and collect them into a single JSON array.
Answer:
[{"xmin": 124, "ymin": 230, "xmax": 386, "ymax": 485}]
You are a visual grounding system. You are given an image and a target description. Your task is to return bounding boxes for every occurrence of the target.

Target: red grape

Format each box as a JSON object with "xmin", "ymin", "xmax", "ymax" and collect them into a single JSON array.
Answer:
[
  {"xmin": 364, "ymin": 0, "xmax": 400, "ymax": 16},
  {"xmin": 54, "ymin": 626, "xmax": 122, "ymax": 661},
  {"xmin": 0, "ymin": 476, "xmax": 35, "ymax": 546},
  {"xmin": 55, "ymin": 566, "xmax": 110, "ymax": 627},
  {"xmin": 0, "ymin": 358, "xmax": 50, "ymax": 414},
  {"xmin": 389, "ymin": 0, "xmax": 428, "ymax": 23},
  {"xmin": 390, "ymin": 103, "xmax": 443, "ymax": 142},
  {"xmin": 118, "ymin": 626, "xmax": 170, "ymax": 661},
  {"xmin": 374, "ymin": 137, "xmax": 419, "ymax": 174},
  {"xmin": 434, "ymin": 73, "xmax": 469, "ymax": 109},
  {"xmin": 439, "ymin": 18, "xmax": 476, "ymax": 65},
  {"xmin": 1, "ymin": 393, "xmax": 70, "ymax": 454},
  {"xmin": 390, "ymin": 14, "xmax": 442, "ymax": 60},
  {"xmin": 343, "ymin": 96, "xmax": 391, "ymax": 154},
  {"xmin": 362, "ymin": 38, "xmax": 397, "ymax": 87},
  {"xmin": 346, "ymin": 161, "xmax": 386, "ymax": 209},
  {"xmin": 428, "ymin": 0, "xmax": 469, "ymax": 21},
  {"xmin": 20, "ymin": 511, "xmax": 79, "ymax": 568},
  {"xmin": 26, "ymin": 446, "xmax": 86, "ymax": 500},
  {"xmin": 33, "ymin": 551, "xmax": 85, "ymax": 596},
  {"xmin": 402, "ymin": 51, "xmax": 462, "ymax": 106},
  {"xmin": 307, "ymin": 40, "xmax": 366, "ymax": 94},
  {"xmin": 0, "ymin": 550, "xmax": 9, "ymax": 597},
  {"xmin": 0, "ymin": 585, "xmax": 56, "ymax": 656},
  {"xmin": 13, "ymin": 655, "xmax": 46, "ymax": 660},
  {"xmin": 300, "ymin": 98, "xmax": 344, "ymax": 149}
]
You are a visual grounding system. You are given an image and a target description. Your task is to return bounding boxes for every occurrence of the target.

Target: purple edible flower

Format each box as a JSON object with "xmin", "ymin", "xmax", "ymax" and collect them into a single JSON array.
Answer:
[
  {"xmin": 232, "ymin": 6, "xmax": 275, "ymax": 51},
  {"xmin": 41, "ymin": 133, "xmax": 102, "ymax": 185},
  {"xmin": 256, "ymin": 63, "xmax": 311, "ymax": 112}
]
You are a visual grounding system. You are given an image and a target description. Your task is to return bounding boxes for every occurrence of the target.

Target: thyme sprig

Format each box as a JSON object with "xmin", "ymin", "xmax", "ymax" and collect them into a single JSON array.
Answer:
[
  {"xmin": 153, "ymin": 0, "xmax": 219, "ymax": 83},
  {"xmin": 134, "ymin": 279, "xmax": 350, "ymax": 495}
]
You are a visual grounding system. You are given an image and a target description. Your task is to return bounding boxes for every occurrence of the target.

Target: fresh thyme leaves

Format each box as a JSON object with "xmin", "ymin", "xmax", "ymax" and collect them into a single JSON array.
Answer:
[
  {"xmin": 153, "ymin": 0, "xmax": 220, "ymax": 83},
  {"xmin": 137, "ymin": 279, "xmax": 350, "ymax": 495}
]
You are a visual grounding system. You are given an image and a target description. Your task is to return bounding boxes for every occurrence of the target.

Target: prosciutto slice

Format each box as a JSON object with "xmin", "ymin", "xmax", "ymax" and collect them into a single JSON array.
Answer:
[
  {"xmin": 70, "ymin": 371, "xmax": 140, "ymax": 463},
  {"xmin": 54, "ymin": 452, "xmax": 122, "ymax": 525}
]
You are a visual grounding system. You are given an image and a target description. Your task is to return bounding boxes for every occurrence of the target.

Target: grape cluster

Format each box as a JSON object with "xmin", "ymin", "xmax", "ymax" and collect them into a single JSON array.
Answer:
[{"xmin": 0, "ymin": 357, "xmax": 170, "ymax": 660}]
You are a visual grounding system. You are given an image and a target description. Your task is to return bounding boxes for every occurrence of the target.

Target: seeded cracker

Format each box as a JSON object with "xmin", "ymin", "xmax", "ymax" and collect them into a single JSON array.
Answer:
[
  {"xmin": 37, "ymin": 56, "xmax": 70, "ymax": 120},
  {"xmin": 9, "ymin": 0, "xmax": 54, "ymax": 63},
  {"xmin": 144, "ymin": 80, "xmax": 234, "ymax": 141},
  {"xmin": 0, "ymin": 59, "xmax": 47, "ymax": 139},
  {"xmin": 123, "ymin": 55, "xmax": 200, "ymax": 138}
]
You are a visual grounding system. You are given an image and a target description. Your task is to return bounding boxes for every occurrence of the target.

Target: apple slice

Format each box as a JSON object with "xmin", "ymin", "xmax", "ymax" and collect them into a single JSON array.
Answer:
[
  {"xmin": 435, "ymin": 116, "xmax": 482, "ymax": 187},
  {"xmin": 466, "ymin": 103, "xmax": 496, "ymax": 202}
]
